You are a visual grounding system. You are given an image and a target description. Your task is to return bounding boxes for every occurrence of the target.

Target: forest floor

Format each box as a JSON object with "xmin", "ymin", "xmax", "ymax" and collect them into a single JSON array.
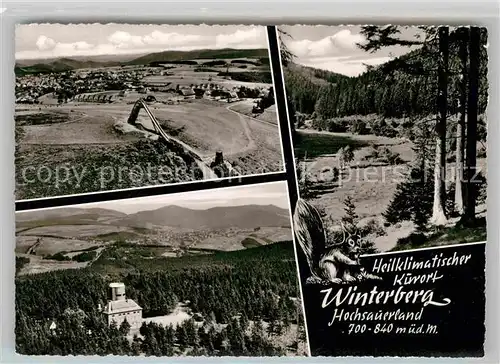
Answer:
[{"xmin": 296, "ymin": 128, "xmax": 487, "ymax": 252}]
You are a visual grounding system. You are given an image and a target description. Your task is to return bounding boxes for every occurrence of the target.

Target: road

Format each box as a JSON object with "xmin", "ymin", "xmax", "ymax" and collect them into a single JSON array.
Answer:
[{"xmin": 226, "ymin": 100, "xmax": 279, "ymax": 127}]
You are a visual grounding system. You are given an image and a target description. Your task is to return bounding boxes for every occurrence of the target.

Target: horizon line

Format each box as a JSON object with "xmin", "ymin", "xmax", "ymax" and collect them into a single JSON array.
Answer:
[
  {"xmin": 16, "ymin": 202, "xmax": 288, "ymax": 215},
  {"xmin": 15, "ymin": 47, "xmax": 270, "ymax": 62}
]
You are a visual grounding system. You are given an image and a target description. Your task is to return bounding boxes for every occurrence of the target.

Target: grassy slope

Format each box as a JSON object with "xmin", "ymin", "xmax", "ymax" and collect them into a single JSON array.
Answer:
[{"xmin": 294, "ymin": 130, "xmax": 368, "ymax": 159}]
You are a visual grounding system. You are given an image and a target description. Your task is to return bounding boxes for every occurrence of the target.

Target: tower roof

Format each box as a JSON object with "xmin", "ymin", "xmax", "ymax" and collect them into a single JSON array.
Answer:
[{"xmin": 109, "ymin": 282, "xmax": 125, "ymax": 288}]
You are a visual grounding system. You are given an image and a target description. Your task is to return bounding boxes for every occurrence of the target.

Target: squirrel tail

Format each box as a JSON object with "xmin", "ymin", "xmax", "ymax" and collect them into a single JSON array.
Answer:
[{"xmin": 293, "ymin": 199, "xmax": 327, "ymax": 275}]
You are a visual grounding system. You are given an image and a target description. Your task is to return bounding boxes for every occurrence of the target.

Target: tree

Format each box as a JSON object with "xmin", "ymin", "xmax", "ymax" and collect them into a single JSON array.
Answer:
[
  {"xmin": 250, "ymin": 319, "xmax": 266, "ymax": 354},
  {"xmin": 462, "ymin": 27, "xmax": 481, "ymax": 225},
  {"xmin": 338, "ymin": 145, "xmax": 354, "ymax": 173},
  {"xmin": 176, "ymin": 322, "xmax": 189, "ymax": 350},
  {"xmin": 277, "ymin": 28, "xmax": 295, "ymax": 67},
  {"xmin": 454, "ymin": 27, "xmax": 469, "ymax": 214},
  {"xmin": 430, "ymin": 27, "xmax": 449, "ymax": 226},
  {"xmin": 240, "ymin": 312, "xmax": 249, "ymax": 332},
  {"xmin": 341, "ymin": 196, "xmax": 358, "ymax": 230},
  {"xmin": 278, "ymin": 27, "xmax": 299, "ymax": 144},
  {"xmin": 358, "ymin": 25, "xmax": 451, "ymax": 226},
  {"xmin": 384, "ymin": 165, "xmax": 434, "ymax": 231},
  {"xmin": 267, "ymin": 320, "xmax": 277, "ymax": 336},
  {"xmin": 119, "ymin": 318, "xmax": 131, "ymax": 335}
]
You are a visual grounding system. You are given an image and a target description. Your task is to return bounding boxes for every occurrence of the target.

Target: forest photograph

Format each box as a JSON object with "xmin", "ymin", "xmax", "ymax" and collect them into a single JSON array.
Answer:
[
  {"xmin": 279, "ymin": 25, "xmax": 488, "ymax": 253},
  {"xmin": 15, "ymin": 182, "xmax": 308, "ymax": 356}
]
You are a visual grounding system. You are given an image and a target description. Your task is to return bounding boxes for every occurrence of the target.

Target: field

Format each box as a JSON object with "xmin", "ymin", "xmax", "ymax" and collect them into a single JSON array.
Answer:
[
  {"xmin": 15, "ymin": 203, "xmax": 293, "ymax": 276},
  {"xmin": 296, "ymin": 128, "xmax": 487, "ymax": 252},
  {"xmin": 15, "ymin": 57, "xmax": 282, "ymax": 200}
]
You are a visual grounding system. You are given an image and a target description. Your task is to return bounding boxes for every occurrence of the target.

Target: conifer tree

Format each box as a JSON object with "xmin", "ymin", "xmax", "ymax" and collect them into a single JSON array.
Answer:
[
  {"xmin": 341, "ymin": 195, "xmax": 358, "ymax": 229},
  {"xmin": 119, "ymin": 318, "xmax": 131, "ymax": 335}
]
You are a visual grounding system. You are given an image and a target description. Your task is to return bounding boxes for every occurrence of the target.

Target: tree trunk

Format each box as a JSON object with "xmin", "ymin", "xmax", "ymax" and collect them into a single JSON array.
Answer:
[
  {"xmin": 430, "ymin": 27, "xmax": 449, "ymax": 226},
  {"xmin": 462, "ymin": 27, "xmax": 480, "ymax": 224},
  {"xmin": 455, "ymin": 27, "xmax": 469, "ymax": 214}
]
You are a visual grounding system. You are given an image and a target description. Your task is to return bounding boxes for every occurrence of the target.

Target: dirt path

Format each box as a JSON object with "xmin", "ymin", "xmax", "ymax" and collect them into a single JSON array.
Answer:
[
  {"xmin": 229, "ymin": 108, "xmax": 256, "ymax": 156},
  {"xmin": 226, "ymin": 101, "xmax": 278, "ymax": 127}
]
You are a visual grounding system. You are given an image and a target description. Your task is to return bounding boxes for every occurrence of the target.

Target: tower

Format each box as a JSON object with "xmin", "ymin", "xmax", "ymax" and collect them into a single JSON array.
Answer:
[
  {"xmin": 109, "ymin": 282, "xmax": 126, "ymax": 301},
  {"xmin": 102, "ymin": 282, "xmax": 143, "ymax": 330}
]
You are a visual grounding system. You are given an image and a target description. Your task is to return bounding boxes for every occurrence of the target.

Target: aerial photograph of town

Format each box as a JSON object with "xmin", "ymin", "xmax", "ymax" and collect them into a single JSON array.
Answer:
[
  {"xmin": 15, "ymin": 24, "xmax": 283, "ymax": 200},
  {"xmin": 15, "ymin": 181, "xmax": 307, "ymax": 356}
]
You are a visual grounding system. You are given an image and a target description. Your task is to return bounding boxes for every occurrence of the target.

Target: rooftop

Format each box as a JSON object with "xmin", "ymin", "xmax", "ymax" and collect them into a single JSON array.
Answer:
[
  {"xmin": 103, "ymin": 298, "xmax": 142, "ymax": 315},
  {"xmin": 109, "ymin": 282, "xmax": 125, "ymax": 288}
]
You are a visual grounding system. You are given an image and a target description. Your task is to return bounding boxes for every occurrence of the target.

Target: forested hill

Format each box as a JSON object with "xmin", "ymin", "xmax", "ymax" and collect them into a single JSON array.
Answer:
[
  {"xmin": 128, "ymin": 48, "xmax": 269, "ymax": 65},
  {"xmin": 285, "ymin": 32, "xmax": 488, "ymax": 120},
  {"xmin": 16, "ymin": 241, "xmax": 303, "ymax": 356},
  {"xmin": 15, "ymin": 48, "xmax": 269, "ymax": 76}
]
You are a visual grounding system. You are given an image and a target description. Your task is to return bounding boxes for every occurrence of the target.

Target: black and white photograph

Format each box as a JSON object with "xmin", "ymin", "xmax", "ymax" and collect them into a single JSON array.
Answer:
[
  {"xmin": 15, "ymin": 24, "xmax": 283, "ymax": 201},
  {"xmin": 280, "ymin": 25, "xmax": 488, "ymax": 255},
  {"xmin": 15, "ymin": 181, "xmax": 308, "ymax": 356},
  {"xmin": 279, "ymin": 25, "xmax": 488, "ymax": 356}
]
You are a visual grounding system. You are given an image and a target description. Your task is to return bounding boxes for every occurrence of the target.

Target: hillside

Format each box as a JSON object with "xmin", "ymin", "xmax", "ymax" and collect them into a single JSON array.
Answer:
[
  {"xmin": 128, "ymin": 48, "xmax": 269, "ymax": 65},
  {"xmin": 16, "ymin": 207, "xmax": 127, "ymax": 229},
  {"xmin": 14, "ymin": 58, "xmax": 121, "ymax": 76},
  {"xmin": 15, "ymin": 53, "xmax": 146, "ymax": 67},
  {"xmin": 121, "ymin": 204, "xmax": 290, "ymax": 229},
  {"xmin": 17, "ymin": 204, "xmax": 290, "ymax": 231},
  {"xmin": 15, "ymin": 48, "xmax": 270, "ymax": 76},
  {"xmin": 285, "ymin": 29, "xmax": 488, "ymax": 120},
  {"xmin": 287, "ymin": 63, "xmax": 347, "ymax": 85},
  {"xmin": 15, "ymin": 203, "xmax": 292, "ymax": 276}
]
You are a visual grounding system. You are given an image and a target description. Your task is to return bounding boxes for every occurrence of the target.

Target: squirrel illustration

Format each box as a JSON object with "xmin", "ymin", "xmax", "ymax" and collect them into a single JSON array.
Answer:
[{"xmin": 293, "ymin": 198, "xmax": 381, "ymax": 285}]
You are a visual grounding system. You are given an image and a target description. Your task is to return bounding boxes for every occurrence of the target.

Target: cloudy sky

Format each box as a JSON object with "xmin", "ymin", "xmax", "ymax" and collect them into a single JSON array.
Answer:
[
  {"xmin": 280, "ymin": 25, "xmax": 422, "ymax": 77},
  {"xmin": 15, "ymin": 24, "xmax": 268, "ymax": 60},
  {"xmin": 48, "ymin": 181, "xmax": 290, "ymax": 214}
]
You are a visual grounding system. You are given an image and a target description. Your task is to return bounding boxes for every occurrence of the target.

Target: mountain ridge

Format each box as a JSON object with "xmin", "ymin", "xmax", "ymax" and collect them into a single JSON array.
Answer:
[
  {"xmin": 16, "ymin": 204, "xmax": 291, "ymax": 230},
  {"xmin": 15, "ymin": 48, "xmax": 270, "ymax": 76}
]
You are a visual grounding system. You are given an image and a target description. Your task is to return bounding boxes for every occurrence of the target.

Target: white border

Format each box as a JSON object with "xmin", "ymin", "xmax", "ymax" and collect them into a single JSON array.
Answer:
[
  {"xmin": 17, "ymin": 171, "xmax": 285, "ymax": 205},
  {"xmin": 274, "ymin": 27, "xmax": 301, "ymax": 196},
  {"xmin": 265, "ymin": 28, "xmax": 288, "ymax": 172},
  {"xmin": 283, "ymin": 181, "xmax": 312, "ymax": 357},
  {"xmin": 2, "ymin": 2, "xmax": 499, "ymax": 363},
  {"xmin": 274, "ymin": 26, "xmax": 312, "ymax": 356},
  {"xmin": 15, "ymin": 179, "xmax": 289, "ymax": 212}
]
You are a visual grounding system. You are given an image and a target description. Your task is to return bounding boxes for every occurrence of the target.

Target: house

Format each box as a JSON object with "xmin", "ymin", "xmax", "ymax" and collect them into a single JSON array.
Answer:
[
  {"xmin": 102, "ymin": 282, "xmax": 142, "ymax": 330},
  {"xmin": 179, "ymin": 88, "xmax": 195, "ymax": 97}
]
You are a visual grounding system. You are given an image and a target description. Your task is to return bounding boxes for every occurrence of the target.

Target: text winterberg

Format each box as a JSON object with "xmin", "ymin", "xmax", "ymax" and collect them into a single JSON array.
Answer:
[{"xmin": 321, "ymin": 286, "xmax": 451, "ymax": 308}]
